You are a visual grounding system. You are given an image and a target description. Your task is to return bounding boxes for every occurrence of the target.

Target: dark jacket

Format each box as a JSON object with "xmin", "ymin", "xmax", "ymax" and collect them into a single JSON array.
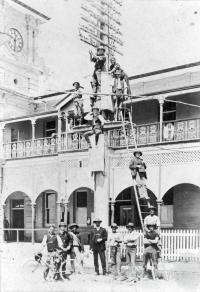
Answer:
[
  {"xmin": 58, "ymin": 231, "xmax": 73, "ymax": 249},
  {"xmin": 90, "ymin": 227, "xmax": 107, "ymax": 251}
]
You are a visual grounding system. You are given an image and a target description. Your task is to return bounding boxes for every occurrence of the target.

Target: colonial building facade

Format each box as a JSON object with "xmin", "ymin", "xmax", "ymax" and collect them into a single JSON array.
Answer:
[{"xmin": 1, "ymin": 1, "xmax": 200, "ymax": 244}]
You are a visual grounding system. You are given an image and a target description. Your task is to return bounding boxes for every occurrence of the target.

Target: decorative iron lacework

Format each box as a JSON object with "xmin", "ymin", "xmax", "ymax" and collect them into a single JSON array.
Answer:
[
  {"xmin": 161, "ymin": 150, "xmax": 200, "ymax": 164},
  {"xmin": 66, "ymin": 157, "xmax": 89, "ymax": 168},
  {"xmin": 110, "ymin": 150, "xmax": 200, "ymax": 167},
  {"xmin": 66, "ymin": 159, "xmax": 78, "ymax": 168}
]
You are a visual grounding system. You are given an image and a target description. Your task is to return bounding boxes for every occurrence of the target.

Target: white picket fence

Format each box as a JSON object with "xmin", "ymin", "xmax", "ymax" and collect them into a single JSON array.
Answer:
[{"xmin": 107, "ymin": 227, "xmax": 200, "ymax": 262}]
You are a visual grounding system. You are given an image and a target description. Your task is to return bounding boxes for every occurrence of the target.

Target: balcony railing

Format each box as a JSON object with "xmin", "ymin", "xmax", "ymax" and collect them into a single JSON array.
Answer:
[
  {"xmin": 61, "ymin": 132, "xmax": 88, "ymax": 151},
  {"xmin": 108, "ymin": 118, "xmax": 200, "ymax": 148},
  {"xmin": 3, "ymin": 118, "xmax": 200, "ymax": 159},
  {"xmin": 4, "ymin": 137, "xmax": 58, "ymax": 159}
]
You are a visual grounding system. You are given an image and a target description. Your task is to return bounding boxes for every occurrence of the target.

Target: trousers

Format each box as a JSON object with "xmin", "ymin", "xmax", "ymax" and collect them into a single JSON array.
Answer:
[
  {"xmin": 143, "ymin": 246, "xmax": 158, "ymax": 269},
  {"xmin": 126, "ymin": 247, "xmax": 136, "ymax": 278},
  {"xmin": 93, "ymin": 249, "xmax": 106, "ymax": 273},
  {"xmin": 110, "ymin": 246, "xmax": 121, "ymax": 276}
]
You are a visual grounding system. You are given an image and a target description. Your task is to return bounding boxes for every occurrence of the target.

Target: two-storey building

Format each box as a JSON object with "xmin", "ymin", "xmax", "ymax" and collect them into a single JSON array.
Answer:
[{"xmin": 1, "ymin": 1, "xmax": 200, "ymax": 244}]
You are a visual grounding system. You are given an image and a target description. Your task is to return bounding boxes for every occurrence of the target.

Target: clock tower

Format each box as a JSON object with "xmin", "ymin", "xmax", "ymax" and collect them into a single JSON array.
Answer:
[{"xmin": 0, "ymin": 0, "xmax": 49, "ymax": 119}]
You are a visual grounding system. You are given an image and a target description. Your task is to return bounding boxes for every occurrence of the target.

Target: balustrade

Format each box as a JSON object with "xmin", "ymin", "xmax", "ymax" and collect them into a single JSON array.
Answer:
[
  {"xmin": 3, "ymin": 118, "xmax": 200, "ymax": 158},
  {"xmin": 109, "ymin": 118, "xmax": 200, "ymax": 148}
]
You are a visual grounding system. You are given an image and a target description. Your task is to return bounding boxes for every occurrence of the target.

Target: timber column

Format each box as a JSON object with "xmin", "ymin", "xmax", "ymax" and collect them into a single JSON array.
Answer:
[{"xmin": 91, "ymin": 134, "xmax": 109, "ymax": 227}]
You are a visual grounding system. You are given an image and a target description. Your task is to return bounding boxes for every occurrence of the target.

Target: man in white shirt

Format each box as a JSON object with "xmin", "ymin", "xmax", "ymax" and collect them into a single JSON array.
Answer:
[
  {"xmin": 144, "ymin": 206, "xmax": 160, "ymax": 233},
  {"xmin": 108, "ymin": 223, "xmax": 122, "ymax": 279},
  {"xmin": 123, "ymin": 222, "xmax": 139, "ymax": 282},
  {"xmin": 40, "ymin": 224, "xmax": 63, "ymax": 280}
]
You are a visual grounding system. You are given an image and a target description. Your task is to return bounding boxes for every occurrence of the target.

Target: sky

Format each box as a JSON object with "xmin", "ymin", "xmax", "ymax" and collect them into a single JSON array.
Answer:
[{"xmin": 20, "ymin": 0, "xmax": 200, "ymax": 93}]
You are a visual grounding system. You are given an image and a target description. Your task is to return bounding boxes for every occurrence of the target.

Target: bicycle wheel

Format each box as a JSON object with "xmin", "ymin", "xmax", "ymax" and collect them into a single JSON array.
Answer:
[
  {"xmin": 21, "ymin": 259, "xmax": 43, "ymax": 282},
  {"xmin": 60, "ymin": 260, "xmax": 71, "ymax": 280}
]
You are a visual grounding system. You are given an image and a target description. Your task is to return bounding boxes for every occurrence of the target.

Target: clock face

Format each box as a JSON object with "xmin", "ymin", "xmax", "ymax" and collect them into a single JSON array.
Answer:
[{"xmin": 8, "ymin": 28, "xmax": 23, "ymax": 52}]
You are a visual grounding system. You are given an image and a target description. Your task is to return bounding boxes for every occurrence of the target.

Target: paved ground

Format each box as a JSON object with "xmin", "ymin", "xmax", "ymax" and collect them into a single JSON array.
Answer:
[{"xmin": 1, "ymin": 243, "xmax": 200, "ymax": 292}]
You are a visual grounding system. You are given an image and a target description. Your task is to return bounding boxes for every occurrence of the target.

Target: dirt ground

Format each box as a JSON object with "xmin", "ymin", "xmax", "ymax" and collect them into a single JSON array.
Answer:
[{"xmin": 1, "ymin": 243, "xmax": 200, "ymax": 292}]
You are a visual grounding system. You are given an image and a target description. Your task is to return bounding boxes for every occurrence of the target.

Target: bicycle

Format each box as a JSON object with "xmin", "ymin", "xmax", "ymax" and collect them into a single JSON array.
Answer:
[{"xmin": 22, "ymin": 249, "xmax": 72, "ymax": 282}]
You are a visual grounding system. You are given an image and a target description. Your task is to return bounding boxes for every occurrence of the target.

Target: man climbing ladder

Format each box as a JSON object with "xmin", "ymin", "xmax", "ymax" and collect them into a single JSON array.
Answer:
[
  {"xmin": 120, "ymin": 110, "xmax": 150, "ymax": 230},
  {"xmin": 129, "ymin": 150, "xmax": 149, "ymax": 201}
]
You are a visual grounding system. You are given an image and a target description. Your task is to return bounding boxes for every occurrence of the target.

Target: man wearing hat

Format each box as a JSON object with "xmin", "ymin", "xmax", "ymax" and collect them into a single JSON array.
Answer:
[
  {"xmin": 144, "ymin": 206, "xmax": 160, "ymax": 233},
  {"xmin": 89, "ymin": 46, "xmax": 106, "ymax": 95},
  {"xmin": 83, "ymin": 107, "xmax": 106, "ymax": 148},
  {"xmin": 90, "ymin": 218, "xmax": 107, "ymax": 275},
  {"xmin": 143, "ymin": 224, "xmax": 160, "ymax": 278},
  {"xmin": 72, "ymin": 81, "xmax": 84, "ymax": 125},
  {"xmin": 57, "ymin": 222, "xmax": 73, "ymax": 279},
  {"xmin": 68, "ymin": 223, "xmax": 84, "ymax": 274},
  {"xmin": 107, "ymin": 223, "xmax": 122, "ymax": 279},
  {"xmin": 41, "ymin": 224, "xmax": 63, "ymax": 280},
  {"xmin": 123, "ymin": 222, "xmax": 139, "ymax": 282},
  {"xmin": 129, "ymin": 150, "xmax": 149, "ymax": 200}
]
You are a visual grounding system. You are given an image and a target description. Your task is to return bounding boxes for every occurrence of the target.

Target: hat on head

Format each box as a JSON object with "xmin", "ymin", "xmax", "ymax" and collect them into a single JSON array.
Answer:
[
  {"xmin": 133, "ymin": 150, "xmax": 142, "ymax": 157},
  {"xmin": 111, "ymin": 223, "xmax": 118, "ymax": 229},
  {"xmin": 73, "ymin": 81, "xmax": 80, "ymax": 87},
  {"xmin": 97, "ymin": 45, "xmax": 105, "ymax": 52},
  {"xmin": 69, "ymin": 223, "xmax": 79, "ymax": 229},
  {"xmin": 148, "ymin": 205, "xmax": 156, "ymax": 210},
  {"xmin": 92, "ymin": 106, "xmax": 100, "ymax": 111},
  {"xmin": 49, "ymin": 224, "xmax": 55, "ymax": 228},
  {"xmin": 59, "ymin": 222, "xmax": 67, "ymax": 227},
  {"xmin": 126, "ymin": 222, "xmax": 134, "ymax": 229},
  {"xmin": 93, "ymin": 217, "xmax": 102, "ymax": 223}
]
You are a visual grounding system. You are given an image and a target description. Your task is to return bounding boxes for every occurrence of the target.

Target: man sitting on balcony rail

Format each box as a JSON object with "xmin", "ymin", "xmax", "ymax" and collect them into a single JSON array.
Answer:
[
  {"xmin": 72, "ymin": 81, "xmax": 84, "ymax": 125},
  {"xmin": 129, "ymin": 150, "xmax": 149, "ymax": 200},
  {"xmin": 83, "ymin": 107, "xmax": 106, "ymax": 148}
]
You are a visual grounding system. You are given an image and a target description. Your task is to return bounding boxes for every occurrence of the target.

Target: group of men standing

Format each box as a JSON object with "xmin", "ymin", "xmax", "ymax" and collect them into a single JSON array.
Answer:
[{"xmin": 40, "ymin": 206, "xmax": 160, "ymax": 283}]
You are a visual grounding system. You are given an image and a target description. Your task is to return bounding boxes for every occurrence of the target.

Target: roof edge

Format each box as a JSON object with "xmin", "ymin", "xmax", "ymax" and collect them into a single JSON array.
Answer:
[
  {"xmin": 129, "ymin": 61, "xmax": 200, "ymax": 81},
  {"xmin": 10, "ymin": 0, "xmax": 50, "ymax": 20}
]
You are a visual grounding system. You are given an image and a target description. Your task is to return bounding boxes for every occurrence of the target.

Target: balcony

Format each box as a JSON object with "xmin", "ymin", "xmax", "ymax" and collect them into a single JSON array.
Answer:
[
  {"xmin": 108, "ymin": 117, "xmax": 200, "ymax": 148},
  {"xmin": 3, "ymin": 118, "xmax": 200, "ymax": 159},
  {"xmin": 3, "ymin": 132, "xmax": 88, "ymax": 159}
]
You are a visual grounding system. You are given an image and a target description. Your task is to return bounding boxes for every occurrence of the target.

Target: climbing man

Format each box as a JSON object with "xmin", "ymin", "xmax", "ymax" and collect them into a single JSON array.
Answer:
[
  {"xmin": 107, "ymin": 223, "xmax": 123, "ymax": 279},
  {"xmin": 89, "ymin": 46, "xmax": 106, "ymax": 106},
  {"xmin": 83, "ymin": 107, "xmax": 106, "ymax": 148},
  {"xmin": 90, "ymin": 218, "xmax": 107, "ymax": 275},
  {"xmin": 123, "ymin": 222, "xmax": 139, "ymax": 283},
  {"xmin": 72, "ymin": 81, "xmax": 84, "ymax": 125},
  {"xmin": 143, "ymin": 225, "xmax": 160, "ymax": 279},
  {"xmin": 129, "ymin": 150, "xmax": 149, "ymax": 200},
  {"xmin": 109, "ymin": 57, "xmax": 131, "ymax": 120},
  {"xmin": 68, "ymin": 223, "xmax": 84, "ymax": 274}
]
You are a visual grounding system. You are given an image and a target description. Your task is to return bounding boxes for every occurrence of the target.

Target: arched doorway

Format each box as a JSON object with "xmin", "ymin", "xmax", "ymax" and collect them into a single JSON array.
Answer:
[
  {"xmin": 68, "ymin": 188, "xmax": 94, "ymax": 226},
  {"xmin": 35, "ymin": 190, "xmax": 57, "ymax": 242},
  {"xmin": 4, "ymin": 191, "xmax": 32, "ymax": 241},
  {"xmin": 162, "ymin": 183, "xmax": 200, "ymax": 228},
  {"xmin": 114, "ymin": 186, "xmax": 157, "ymax": 227}
]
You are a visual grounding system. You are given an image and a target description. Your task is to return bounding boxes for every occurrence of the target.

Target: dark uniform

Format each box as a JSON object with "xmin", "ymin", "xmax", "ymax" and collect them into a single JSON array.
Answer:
[
  {"xmin": 83, "ymin": 110, "xmax": 105, "ymax": 147},
  {"xmin": 90, "ymin": 226, "xmax": 107, "ymax": 275},
  {"xmin": 143, "ymin": 230, "xmax": 159, "ymax": 277},
  {"xmin": 46, "ymin": 234, "xmax": 59, "ymax": 252},
  {"xmin": 42, "ymin": 232, "xmax": 60, "ymax": 279}
]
